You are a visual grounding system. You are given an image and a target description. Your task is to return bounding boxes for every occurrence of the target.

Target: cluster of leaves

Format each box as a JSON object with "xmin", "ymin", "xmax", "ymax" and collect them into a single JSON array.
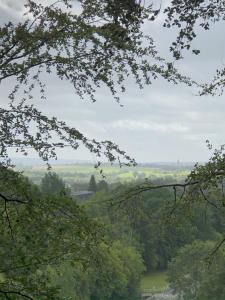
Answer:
[
  {"xmin": 0, "ymin": 104, "xmax": 136, "ymax": 168},
  {"xmin": 182, "ymin": 142, "xmax": 225, "ymax": 213},
  {"xmin": 164, "ymin": 0, "xmax": 225, "ymax": 58},
  {"xmin": 164, "ymin": 0, "xmax": 225, "ymax": 95}
]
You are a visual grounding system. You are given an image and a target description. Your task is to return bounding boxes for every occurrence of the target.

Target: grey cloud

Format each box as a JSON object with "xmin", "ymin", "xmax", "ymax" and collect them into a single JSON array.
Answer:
[
  {"xmin": 111, "ymin": 120, "xmax": 189, "ymax": 134},
  {"xmin": 0, "ymin": 0, "xmax": 24, "ymax": 11}
]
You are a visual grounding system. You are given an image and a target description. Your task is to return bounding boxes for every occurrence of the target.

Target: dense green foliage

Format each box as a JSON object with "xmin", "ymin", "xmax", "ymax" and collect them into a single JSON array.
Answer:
[
  {"xmin": 81, "ymin": 175, "xmax": 225, "ymax": 299},
  {"xmin": 53, "ymin": 242, "xmax": 144, "ymax": 300},
  {"xmin": 168, "ymin": 240, "xmax": 225, "ymax": 300},
  {"xmin": 0, "ymin": 167, "xmax": 103, "ymax": 299},
  {"xmin": 0, "ymin": 168, "xmax": 149, "ymax": 299},
  {"xmin": 2, "ymin": 162, "xmax": 225, "ymax": 299}
]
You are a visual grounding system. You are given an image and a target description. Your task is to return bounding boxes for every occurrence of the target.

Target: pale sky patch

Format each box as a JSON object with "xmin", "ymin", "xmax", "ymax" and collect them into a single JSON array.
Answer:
[{"xmin": 111, "ymin": 120, "xmax": 189, "ymax": 133}]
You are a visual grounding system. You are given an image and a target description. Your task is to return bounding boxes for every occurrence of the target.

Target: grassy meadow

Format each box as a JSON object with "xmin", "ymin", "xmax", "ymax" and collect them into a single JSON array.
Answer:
[
  {"xmin": 19, "ymin": 163, "xmax": 192, "ymax": 186},
  {"xmin": 141, "ymin": 271, "xmax": 168, "ymax": 293}
]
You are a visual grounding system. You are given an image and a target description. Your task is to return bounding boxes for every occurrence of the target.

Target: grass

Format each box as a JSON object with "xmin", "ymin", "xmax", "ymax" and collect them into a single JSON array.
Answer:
[
  {"xmin": 20, "ymin": 163, "xmax": 190, "ymax": 185},
  {"xmin": 141, "ymin": 271, "xmax": 168, "ymax": 293}
]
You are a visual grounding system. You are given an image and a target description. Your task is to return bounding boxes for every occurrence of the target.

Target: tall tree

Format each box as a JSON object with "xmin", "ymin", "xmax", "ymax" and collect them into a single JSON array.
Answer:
[
  {"xmin": 88, "ymin": 175, "xmax": 97, "ymax": 192},
  {"xmin": 40, "ymin": 172, "xmax": 69, "ymax": 196}
]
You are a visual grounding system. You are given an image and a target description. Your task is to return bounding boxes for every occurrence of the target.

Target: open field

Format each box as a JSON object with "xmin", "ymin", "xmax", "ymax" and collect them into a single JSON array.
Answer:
[
  {"xmin": 18, "ymin": 163, "xmax": 192, "ymax": 186},
  {"xmin": 141, "ymin": 271, "xmax": 168, "ymax": 293}
]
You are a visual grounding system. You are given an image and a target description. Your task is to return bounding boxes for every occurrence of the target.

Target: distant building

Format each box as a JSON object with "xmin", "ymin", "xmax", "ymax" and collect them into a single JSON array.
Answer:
[{"xmin": 71, "ymin": 190, "xmax": 93, "ymax": 200}]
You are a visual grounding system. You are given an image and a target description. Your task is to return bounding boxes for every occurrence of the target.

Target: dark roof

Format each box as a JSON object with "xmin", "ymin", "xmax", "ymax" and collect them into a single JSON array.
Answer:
[{"xmin": 71, "ymin": 191, "xmax": 93, "ymax": 197}]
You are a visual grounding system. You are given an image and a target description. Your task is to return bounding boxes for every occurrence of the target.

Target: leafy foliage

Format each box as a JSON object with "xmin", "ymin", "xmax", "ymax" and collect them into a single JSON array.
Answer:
[
  {"xmin": 164, "ymin": 0, "xmax": 225, "ymax": 95},
  {"xmin": 0, "ymin": 105, "xmax": 136, "ymax": 168},
  {"xmin": 0, "ymin": 166, "xmax": 103, "ymax": 299},
  {"xmin": 53, "ymin": 241, "xmax": 145, "ymax": 300},
  {"xmin": 168, "ymin": 240, "xmax": 225, "ymax": 300}
]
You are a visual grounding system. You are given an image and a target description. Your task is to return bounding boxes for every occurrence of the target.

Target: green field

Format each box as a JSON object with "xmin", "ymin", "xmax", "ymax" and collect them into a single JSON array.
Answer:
[
  {"xmin": 141, "ymin": 271, "xmax": 168, "ymax": 293},
  {"xmin": 19, "ymin": 163, "xmax": 191, "ymax": 186}
]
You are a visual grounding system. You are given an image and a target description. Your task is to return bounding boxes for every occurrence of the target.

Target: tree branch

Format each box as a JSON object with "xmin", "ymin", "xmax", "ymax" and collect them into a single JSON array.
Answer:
[
  {"xmin": 0, "ymin": 193, "xmax": 27, "ymax": 204},
  {"xmin": 0, "ymin": 289, "xmax": 33, "ymax": 300}
]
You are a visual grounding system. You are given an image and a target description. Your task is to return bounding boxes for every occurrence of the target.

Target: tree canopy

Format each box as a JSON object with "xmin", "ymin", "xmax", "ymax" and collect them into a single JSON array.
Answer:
[
  {"xmin": 168, "ymin": 240, "xmax": 225, "ymax": 300},
  {"xmin": 88, "ymin": 175, "xmax": 97, "ymax": 192},
  {"xmin": 0, "ymin": 166, "xmax": 103, "ymax": 299}
]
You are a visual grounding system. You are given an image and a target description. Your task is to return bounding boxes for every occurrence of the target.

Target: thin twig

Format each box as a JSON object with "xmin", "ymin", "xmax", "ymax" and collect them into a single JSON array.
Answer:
[{"xmin": 199, "ymin": 188, "xmax": 218, "ymax": 209}]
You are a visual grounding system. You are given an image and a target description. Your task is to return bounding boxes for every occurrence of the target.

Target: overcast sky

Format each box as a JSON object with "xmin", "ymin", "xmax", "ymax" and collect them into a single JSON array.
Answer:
[{"xmin": 1, "ymin": 0, "xmax": 225, "ymax": 165}]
